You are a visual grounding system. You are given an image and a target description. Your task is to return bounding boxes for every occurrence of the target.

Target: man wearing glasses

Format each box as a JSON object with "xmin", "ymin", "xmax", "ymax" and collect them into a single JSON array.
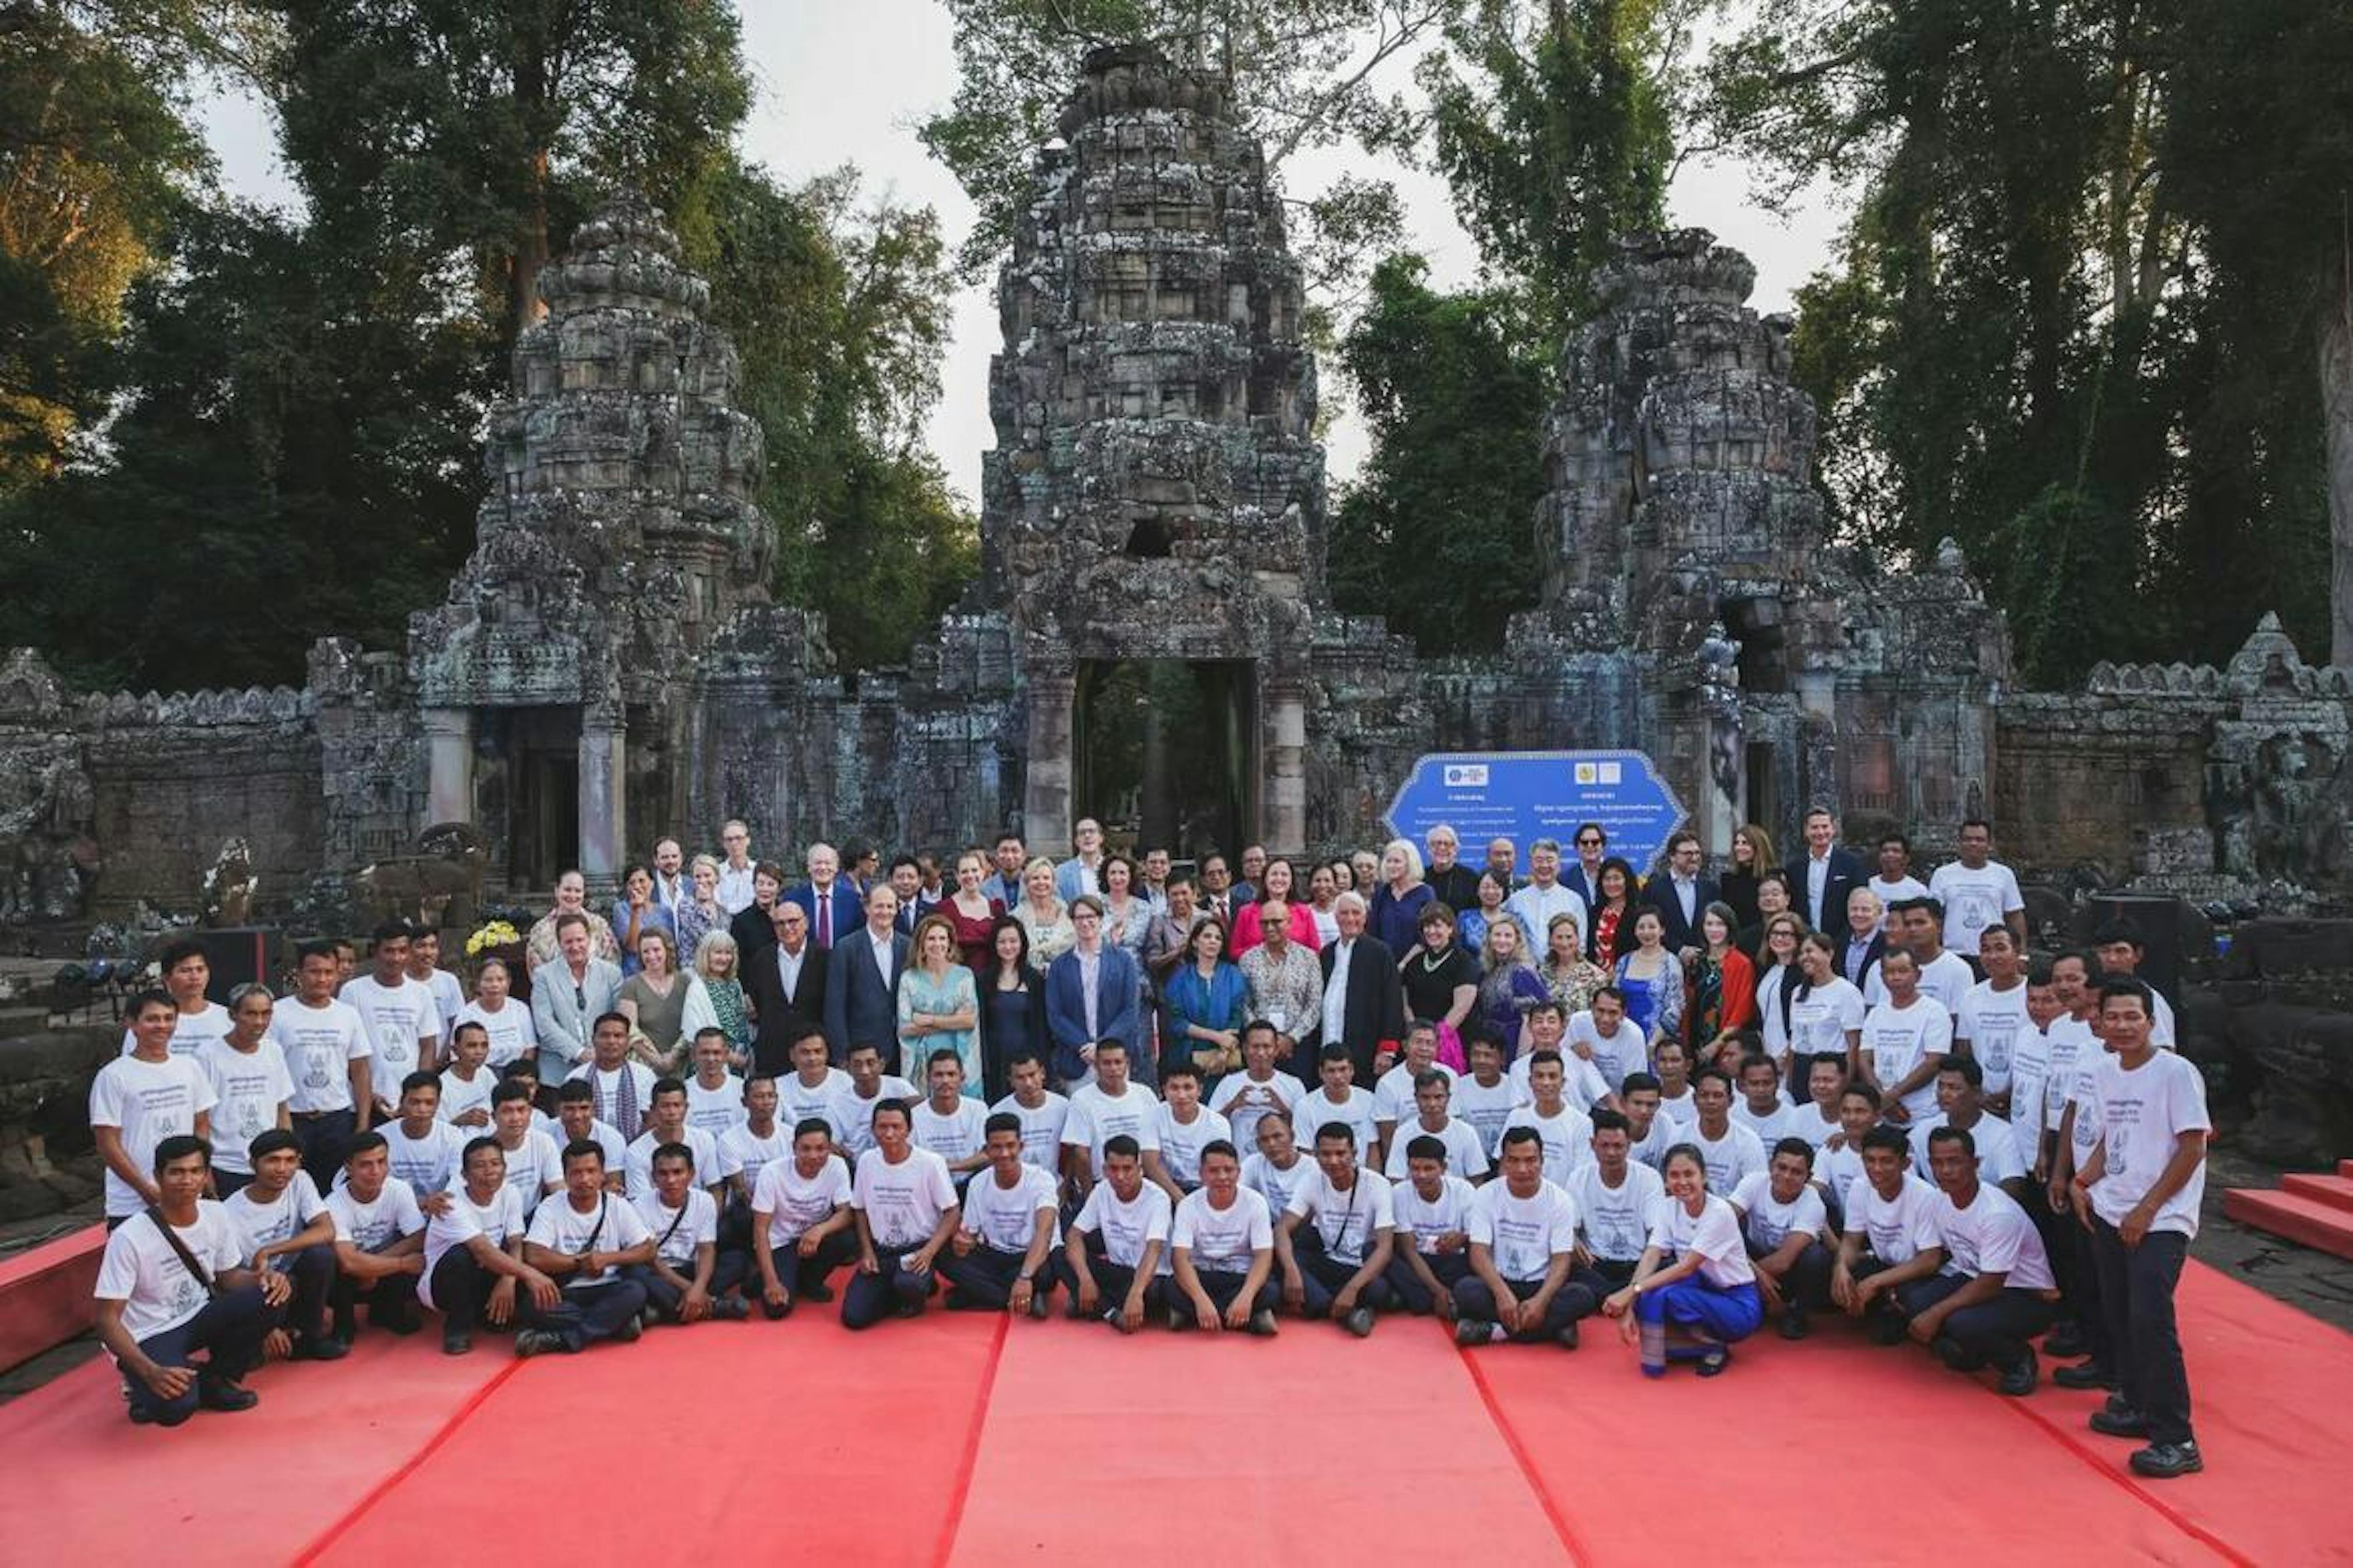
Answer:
[
  {"xmin": 715, "ymin": 820, "xmax": 758, "ymax": 914},
  {"xmin": 1563, "ymin": 824, "xmax": 1609, "ymax": 910},
  {"xmin": 1045, "ymin": 896, "xmax": 1145, "ymax": 1089}
]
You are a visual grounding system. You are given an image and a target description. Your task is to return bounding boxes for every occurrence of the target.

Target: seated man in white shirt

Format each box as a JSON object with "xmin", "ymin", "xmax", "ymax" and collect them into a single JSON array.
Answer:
[
  {"xmin": 910, "ymin": 1049, "xmax": 991, "ymax": 1187},
  {"xmin": 1301, "ymin": 1043, "xmax": 1381, "ymax": 1165},
  {"xmin": 1276, "ymin": 1122, "xmax": 1398, "ymax": 1335},
  {"xmin": 1167, "ymin": 1140, "xmax": 1280, "ymax": 1335},
  {"xmin": 1055, "ymin": 1134, "xmax": 1171, "ymax": 1332},
  {"xmin": 1730, "ymin": 1053, "xmax": 1796, "ymax": 1144},
  {"xmin": 1242, "ymin": 1109, "xmax": 1311, "ymax": 1216},
  {"xmin": 1566, "ymin": 1109, "xmax": 1667, "ymax": 1299},
  {"xmin": 554, "ymin": 1081, "xmax": 628, "ymax": 1188},
  {"xmin": 1380, "ymin": 1070, "xmax": 1492, "ymax": 1184},
  {"xmin": 624, "ymin": 1078, "xmax": 721, "ymax": 1202},
  {"xmin": 941, "ymin": 1112, "xmax": 1061, "ymax": 1318},
  {"xmin": 1832, "ymin": 1126, "xmax": 1948, "ymax": 1344},
  {"xmin": 1372, "ymin": 1023, "xmax": 1454, "ymax": 1148},
  {"xmin": 518, "ymin": 1141, "xmax": 658, "ymax": 1353},
  {"xmin": 1150, "ymin": 1061, "xmax": 1232, "ymax": 1204},
  {"xmin": 326, "ymin": 1130, "xmax": 426, "ymax": 1343},
  {"xmin": 1902, "ymin": 1124, "xmax": 2058, "ymax": 1396},
  {"xmin": 1454, "ymin": 1126, "xmax": 1589, "ymax": 1349},
  {"xmin": 1382, "ymin": 1134, "xmax": 1479, "ymax": 1318},
  {"xmin": 1729, "ymin": 1138, "xmax": 1835, "ymax": 1340},
  {"xmin": 438, "ymin": 1022, "xmax": 497, "ymax": 1130},
  {"xmin": 1207, "ymin": 1022, "xmax": 1306, "ymax": 1153},
  {"xmin": 93, "ymin": 1135, "xmax": 290, "ymax": 1425},
  {"xmin": 632, "ymin": 1141, "xmax": 752, "ymax": 1323},
  {"xmin": 1906, "ymin": 1056, "xmax": 2026, "ymax": 1196},
  {"xmin": 750, "ymin": 1119, "xmax": 858, "ymax": 1316},
  {"xmin": 843, "ymin": 1099, "xmax": 961, "ymax": 1330},
  {"xmin": 220, "ymin": 1128, "xmax": 344, "ymax": 1361}
]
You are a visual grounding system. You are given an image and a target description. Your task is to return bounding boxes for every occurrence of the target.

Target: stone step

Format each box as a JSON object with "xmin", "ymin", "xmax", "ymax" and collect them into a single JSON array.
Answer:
[
  {"xmin": 2340, "ymin": 1159, "xmax": 2353, "ymax": 1183},
  {"xmin": 0, "ymin": 1225, "xmax": 104, "ymax": 1373},
  {"xmin": 2280, "ymin": 1173, "xmax": 2353, "ymax": 1214},
  {"xmin": 2223, "ymin": 1188, "xmax": 2353, "ymax": 1263}
]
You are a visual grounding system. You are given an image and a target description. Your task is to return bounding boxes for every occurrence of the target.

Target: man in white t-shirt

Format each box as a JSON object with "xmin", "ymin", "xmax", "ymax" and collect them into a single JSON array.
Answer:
[
  {"xmin": 271, "ymin": 941, "xmax": 374, "ymax": 1190},
  {"xmin": 437, "ymin": 1023, "xmax": 498, "ymax": 1130},
  {"xmin": 1906, "ymin": 1057, "xmax": 2025, "ymax": 1193},
  {"xmin": 1649, "ymin": 1038, "xmax": 1700, "ymax": 1132},
  {"xmin": 117, "ymin": 938, "xmax": 233, "ymax": 1060},
  {"xmin": 632, "ymin": 1140, "xmax": 751, "ymax": 1323},
  {"xmin": 1502, "ymin": 1052, "xmax": 1594, "ymax": 1185},
  {"xmin": 1955, "ymin": 925, "xmax": 2030, "ymax": 1106},
  {"xmin": 2069, "ymin": 979, "xmax": 2210, "ymax": 1479},
  {"xmin": 326, "ymin": 1130, "xmax": 426, "ymax": 1343},
  {"xmin": 1167, "ymin": 1141, "xmax": 1280, "ymax": 1335},
  {"xmin": 569, "ymin": 1014, "xmax": 659, "ymax": 1143},
  {"xmin": 490, "ymin": 1080, "xmax": 563, "ymax": 1217},
  {"xmin": 1868, "ymin": 904, "xmax": 1976, "ymax": 1013},
  {"xmin": 1814, "ymin": 1082, "xmax": 1886, "ymax": 1230},
  {"xmin": 716, "ymin": 1075, "xmax": 790, "ymax": 1245},
  {"xmin": 1860, "ymin": 950, "xmax": 1951, "ymax": 1122},
  {"xmin": 1454, "ymin": 1126, "xmax": 1588, "ymax": 1348},
  {"xmin": 1451, "ymin": 1034, "xmax": 1520, "ymax": 1158},
  {"xmin": 1242, "ymin": 1110, "xmax": 1312, "ymax": 1217},
  {"xmin": 407, "ymin": 930, "xmax": 468, "ymax": 1056},
  {"xmin": 220, "ymin": 1128, "xmax": 343, "ymax": 1361},
  {"xmin": 941, "ymin": 1113, "xmax": 1061, "ymax": 1318},
  {"xmin": 1059, "ymin": 1039, "xmax": 1161, "ymax": 1198},
  {"xmin": 1372, "ymin": 1023, "xmax": 1453, "ymax": 1131},
  {"xmin": 1616, "ymin": 1073, "xmax": 1680, "ymax": 1170},
  {"xmin": 1566, "ymin": 1110, "xmax": 1667, "ymax": 1297},
  {"xmin": 1832, "ymin": 1127, "xmax": 1946, "ymax": 1344},
  {"xmin": 844, "ymin": 1100, "xmax": 960, "ymax": 1329},
  {"xmin": 1380, "ymin": 1070, "xmax": 1491, "ymax": 1183},
  {"xmin": 2090, "ymin": 922, "xmax": 2179, "ymax": 1048},
  {"xmin": 910, "ymin": 1049, "xmax": 991, "ymax": 1184},
  {"xmin": 990, "ymin": 1052, "xmax": 1071, "ymax": 1178},
  {"xmin": 1729, "ymin": 1052, "xmax": 1796, "ymax": 1146},
  {"xmin": 1867, "ymin": 833, "xmax": 1928, "ymax": 933},
  {"xmin": 198, "ymin": 984, "xmax": 294, "ymax": 1197},
  {"xmin": 1729, "ymin": 1138, "xmax": 1834, "ymax": 1340},
  {"xmin": 1301, "ymin": 1044, "xmax": 1382, "ymax": 1166},
  {"xmin": 519, "ymin": 1141, "xmax": 657, "ymax": 1353},
  {"xmin": 1553, "ymin": 994, "xmax": 1641, "ymax": 1100},
  {"xmin": 624, "ymin": 1079, "xmax": 721, "ymax": 1201},
  {"xmin": 342, "ymin": 921, "xmax": 444, "ymax": 1120},
  {"xmin": 750, "ymin": 1118, "xmax": 857, "ymax": 1316},
  {"xmin": 1277, "ymin": 1123, "xmax": 1397, "ymax": 1335},
  {"xmin": 1925, "ymin": 820, "xmax": 2026, "ymax": 958},
  {"xmin": 778, "ymin": 1027, "xmax": 853, "ymax": 1130},
  {"xmin": 1382, "ymin": 1133, "xmax": 1479, "ymax": 1318},
  {"xmin": 369, "ymin": 1071, "xmax": 470, "ymax": 1197},
  {"xmin": 1151, "ymin": 1061, "xmax": 1234, "ymax": 1202},
  {"xmin": 91, "ymin": 990, "xmax": 218, "ymax": 1226},
  {"xmin": 1207, "ymin": 1023, "xmax": 1308, "ymax": 1154},
  {"xmin": 683, "ymin": 1030, "xmax": 748, "ymax": 1136},
  {"xmin": 1902, "ymin": 1124, "xmax": 2057, "ymax": 1397},
  {"xmin": 1687, "ymin": 1068, "xmax": 1768, "ymax": 1196},
  {"xmin": 418, "ymin": 1137, "xmax": 560, "ymax": 1355},
  {"xmin": 93, "ymin": 1135, "xmax": 289, "ymax": 1425},
  {"xmin": 1057, "ymin": 1134, "xmax": 1171, "ymax": 1332}
]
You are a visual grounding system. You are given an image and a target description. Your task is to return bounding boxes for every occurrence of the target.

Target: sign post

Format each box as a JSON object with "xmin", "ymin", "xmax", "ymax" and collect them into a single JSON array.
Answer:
[{"xmin": 1383, "ymin": 751, "xmax": 1690, "ymax": 878}]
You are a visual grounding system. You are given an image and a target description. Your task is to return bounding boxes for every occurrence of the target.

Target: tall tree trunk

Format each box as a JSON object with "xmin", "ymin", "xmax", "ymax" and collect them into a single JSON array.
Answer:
[{"xmin": 2326, "ymin": 210, "xmax": 2353, "ymax": 666}]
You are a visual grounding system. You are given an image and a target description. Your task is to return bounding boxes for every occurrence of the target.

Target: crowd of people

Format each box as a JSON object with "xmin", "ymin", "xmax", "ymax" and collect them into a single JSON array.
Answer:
[{"xmin": 86, "ymin": 810, "xmax": 2210, "ymax": 1479}]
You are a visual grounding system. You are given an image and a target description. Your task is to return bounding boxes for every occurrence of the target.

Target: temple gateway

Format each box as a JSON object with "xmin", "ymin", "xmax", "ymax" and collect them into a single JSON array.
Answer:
[{"xmin": 2, "ymin": 44, "xmax": 2347, "ymax": 922}]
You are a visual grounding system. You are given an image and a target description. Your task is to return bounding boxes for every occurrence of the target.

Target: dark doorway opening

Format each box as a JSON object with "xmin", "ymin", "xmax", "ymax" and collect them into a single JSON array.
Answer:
[
  {"xmin": 1746, "ymin": 741, "xmax": 1780, "ymax": 841},
  {"xmin": 1073, "ymin": 660, "xmax": 1256, "ymax": 862},
  {"xmin": 497, "ymin": 706, "xmax": 581, "ymax": 894}
]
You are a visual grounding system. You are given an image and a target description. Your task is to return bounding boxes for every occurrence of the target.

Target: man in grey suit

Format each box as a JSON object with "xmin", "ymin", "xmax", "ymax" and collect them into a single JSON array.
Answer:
[
  {"xmin": 529, "ymin": 912, "xmax": 622, "ymax": 1092},
  {"xmin": 825, "ymin": 883, "xmax": 908, "ymax": 1064}
]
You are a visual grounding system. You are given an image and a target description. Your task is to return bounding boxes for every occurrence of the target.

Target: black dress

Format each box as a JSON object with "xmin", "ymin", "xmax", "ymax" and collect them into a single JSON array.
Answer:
[
  {"xmin": 978, "ymin": 972, "xmax": 1046, "ymax": 1100},
  {"xmin": 1400, "ymin": 945, "xmax": 1478, "ymax": 1031}
]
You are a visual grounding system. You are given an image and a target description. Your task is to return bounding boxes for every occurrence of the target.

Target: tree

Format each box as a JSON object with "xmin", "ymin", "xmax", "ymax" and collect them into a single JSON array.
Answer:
[
  {"xmin": 918, "ymin": 0, "xmax": 1450, "ymax": 304},
  {"xmin": 1328, "ymin": 253, "xmax": 1547, "ymax": 650},
  {"xmin": 1421, "ymin": 0, "xmax": 1681, "ymax": 339}
]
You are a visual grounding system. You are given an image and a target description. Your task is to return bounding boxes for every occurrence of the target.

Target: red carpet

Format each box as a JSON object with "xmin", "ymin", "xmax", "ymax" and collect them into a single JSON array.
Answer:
[{"xmin": 2, "ymin": 1261, "xmax": 2345, "ymax": 1566}]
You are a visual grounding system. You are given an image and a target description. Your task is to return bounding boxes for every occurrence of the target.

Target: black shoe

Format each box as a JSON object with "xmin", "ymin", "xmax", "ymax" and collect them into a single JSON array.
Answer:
[
  {"xmin": 442, "ymin": 1332, "xmax": 472, "ymax": 1355},
  {"xmin": 1027, "ymin": 1289, "xmax": 1052, "ymax": 1321},
  {"xmin": 1778, "ymin": 1307, "xmax": 1809, "ymax": 1341},
  {"xmin": 2054, "ymin": 1361, "xmax": 2119, "ymax": 1391},
  {"xmin": 1932, "ymin": 1336, "xmax": 1985, "ymax": 1373},
  {"xmin": 2129, "ymin": 1440, "xmax": 2203, "ymax": 1479},
  {"xmin": 1868, "ymin": 1312, "xmax": 1907, "ymax": 1346},
  {"xmin": 2090, "ymin": 1406, "xmax": 2150, "ymax": 1439},
  {"xmin": 1247, "ymin": 1307, "xmax": 1278, "ymax": 1337},
  {"xmin": 294, "ymin": 1335, "xmax": 350, "ymax": 1362},
  {"xmin": 801, "ymin": 1280, "xmax": 835, "ymax": 1304},
  {"xmin": 1342, "ymin": 1305, "xmax": 1375, "ymax": 1339},
  {"xmin": 1696, "ymin": 1344, "xmax": 1734, "ymax": 1378},
  {"xmin": 196, "ymin": 1376, "xmax": 258, "ymax": 1413},
  {"xmin": 1165, "ymin": 1304, "xmax": 1190, "ymax": 1332},
  {"xmin": 762, "ymin": 1293, "xmax": 793, "ymax": 1321},
  {"xmin": 1554, "ymin": 1320, "xmax": 1580, "ymax": 1350},
  {"xmin": 513, "ymin": 1329, "xmax": 566, "ymax": 1358},
  {"xmin": 2043, "ymin": 1322, "xmax": 2089, "ymax": 1359},
  {"xmin": 1454, "ymin": 1317, "xmax": 1492, "ymax": 1348},
  {"xmin": 712, "ymin": 1296, "xmax": 752, "ymax": 1321},
  {"xmin": 379, "ymin": 1311, "xmax": 421, "ymax": 1337},
  {"xmin": 613, "ymin": 1314, "xmax": 644, "ymax": 1343},
  {"xmin": 895, "ymin": 1298, "xmax": 924, "ymax": 1319},
  {"xmin": 1998, "ymin": 1351, "xmax": 2040, "ymax": 1397}
]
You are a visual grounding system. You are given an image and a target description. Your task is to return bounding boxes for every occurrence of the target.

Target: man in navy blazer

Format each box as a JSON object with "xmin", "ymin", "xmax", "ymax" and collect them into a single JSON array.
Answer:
[
  {"xmin": 824, "ymin": 883, "xmax": 907, "ymax": 1064},
  {"xmin": 1044, "ymin": 895, "xmax": 1143, "ymax": 1087},
  {"xmin": 1793, "ymin": 808, "xmax": 1868, "ymax": 937},
  {"xmin": 1560, "ymin": 821, "xmax": 1610, "ymax": 910},
  {"xmin": 785, "ymin": 841, "xmax": 862, "ymax": 952},
  {"xmin": 1640, "ymin": 830, "xmax": 1721, "ymax": 956}
]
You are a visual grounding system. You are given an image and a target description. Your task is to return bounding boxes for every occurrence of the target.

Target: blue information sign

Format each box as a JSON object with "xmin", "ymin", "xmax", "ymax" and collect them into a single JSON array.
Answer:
[{"xmin": 1384, "ymin": 751, "xmax": 1690, "ymax": 878}]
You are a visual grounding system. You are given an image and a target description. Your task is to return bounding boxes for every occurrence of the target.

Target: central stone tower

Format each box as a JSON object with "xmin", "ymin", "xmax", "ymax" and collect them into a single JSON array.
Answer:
[{"xmin": 984, "ymin": 43, "xmax": 1326, "ymax": 855}]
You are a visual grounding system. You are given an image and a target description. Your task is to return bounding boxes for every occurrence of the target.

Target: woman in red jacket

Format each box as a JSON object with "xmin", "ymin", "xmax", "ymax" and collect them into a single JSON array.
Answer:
[{"xmin": 1686, "ymin": 901, "xmax": 1757, "ymax": 1072}]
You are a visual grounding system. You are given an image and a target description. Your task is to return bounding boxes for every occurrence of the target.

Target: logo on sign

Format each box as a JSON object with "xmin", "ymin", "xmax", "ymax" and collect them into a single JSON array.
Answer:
[{"xmin": 1444, "ymin": 764, "xmax": 1489, "ymax": 787}]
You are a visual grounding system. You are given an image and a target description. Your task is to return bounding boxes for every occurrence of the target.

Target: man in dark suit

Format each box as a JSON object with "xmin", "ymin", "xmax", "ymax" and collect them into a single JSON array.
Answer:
[
  {"xmin": 1640, "ymin": 830, "xmax": 1720, "ymax": 957},
  {"xmin": 1422, "ymin": 824, "xmax": 1482, "ymax": 914},
  {"xmin": 744, "ymin": 900, "xmax": 827, "ymax": 1074},
  {"xmin": 1317, "ymin": 894, "xmax": 1405, "ymax": 1082},
  {"xmin": 1044, "ymin": 896, "xmax": 1144, "ymax": 1087},
  {"xmin": 785, "ymin": 843, "xmax": 862, "ymax": 953},
  {"xmin": 1839, "ymin": 889, "xmax": 1889, "ymax": 993},
  {"xmin": 824, "ymin": 883, "xmax": 906, "ymax": 1066},
  {"xmin": 1794, "ymin": 808, "xmax": 1868, "ymax": 937},
  {"xmin": 1560, "ymin": 822, "xmax": 1609, "ymax": 909},
  {"xmin": 728, "ymin": 861, "xmax": 788, "ymax": 958}
]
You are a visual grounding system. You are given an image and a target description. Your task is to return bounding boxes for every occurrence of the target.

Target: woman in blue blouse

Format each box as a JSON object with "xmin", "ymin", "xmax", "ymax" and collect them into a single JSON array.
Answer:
[{"xmin": 1160, "ymin": 916, "xmax": 1249, "ymax": 1084}]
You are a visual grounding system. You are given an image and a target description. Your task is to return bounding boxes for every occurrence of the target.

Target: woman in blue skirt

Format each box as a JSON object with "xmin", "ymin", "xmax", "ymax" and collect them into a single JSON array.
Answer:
[{"xmin": 1602, "ymin": 1144, "xmax": 1763, "ymax": 1376}]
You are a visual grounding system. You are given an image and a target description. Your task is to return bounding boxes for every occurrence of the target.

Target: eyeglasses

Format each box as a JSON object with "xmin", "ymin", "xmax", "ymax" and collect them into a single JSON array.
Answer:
[{"xmin": 1576, "ymin": 837, "xmax": 1603, "ymax": 847}]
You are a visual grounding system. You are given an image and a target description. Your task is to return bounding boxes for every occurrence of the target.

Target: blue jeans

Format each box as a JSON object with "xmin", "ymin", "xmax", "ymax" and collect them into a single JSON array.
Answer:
[
  {"xmin": 1895, "ymin": 1273, "xmax": 2055, "ymax": 1371},
  {"xmin": 842, "ymin": 1245, "xmax": 937, "ymax": 1329}
]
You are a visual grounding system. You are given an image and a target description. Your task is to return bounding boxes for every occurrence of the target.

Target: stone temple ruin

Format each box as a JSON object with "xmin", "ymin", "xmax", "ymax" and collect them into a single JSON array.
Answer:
[{"xmin": 1, "ymin": 43, "xmax": 2348, "ymax": 927}]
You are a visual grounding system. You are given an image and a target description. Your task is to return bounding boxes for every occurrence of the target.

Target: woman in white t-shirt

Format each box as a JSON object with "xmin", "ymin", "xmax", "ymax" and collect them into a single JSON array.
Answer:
[
  {"xmin": 1772, "ymin": 933, "xmax": 1865, "ymax": 1096},
  {"xmin": 1602, "ymin": 1145, "xmax": 1762, "ymax": 1378},
  {"xmin": 455, "ymin": 959, "xmax": 538, "ymax": 1070}
]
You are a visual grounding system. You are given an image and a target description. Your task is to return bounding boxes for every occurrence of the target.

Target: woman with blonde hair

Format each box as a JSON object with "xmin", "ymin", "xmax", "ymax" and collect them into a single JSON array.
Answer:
[
  {"xmin": 691, "ymin": 929, "xmax": 752, "ymax": 1068},
  {"xmin": 898, "ymin": 912, "xmax": 980, "ymax": 1092},
  {"xmin": 673, "ymin": 853, "xmax": 728, "ymax": 962},
  {"xmin": 1012, "ymin": 855, "xmax": 1075, "ymax": 972},
  {"xmin": 619, "ymin": 927, "xmax": 716, "ymax": 1074},
  {"xmin": 1476, "ymin": 915, "xmax": 1552, "ymax": 1059},
  {"xmin": 1367, "ymin": 838, "xmax": 1433, "ymax": 955}
]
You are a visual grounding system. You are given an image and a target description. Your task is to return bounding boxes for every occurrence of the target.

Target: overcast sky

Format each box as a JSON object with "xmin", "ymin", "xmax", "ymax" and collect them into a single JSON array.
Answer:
[{"xmin": 193, "ymin": 0, "xmax": 1843, "ymax": 499}]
